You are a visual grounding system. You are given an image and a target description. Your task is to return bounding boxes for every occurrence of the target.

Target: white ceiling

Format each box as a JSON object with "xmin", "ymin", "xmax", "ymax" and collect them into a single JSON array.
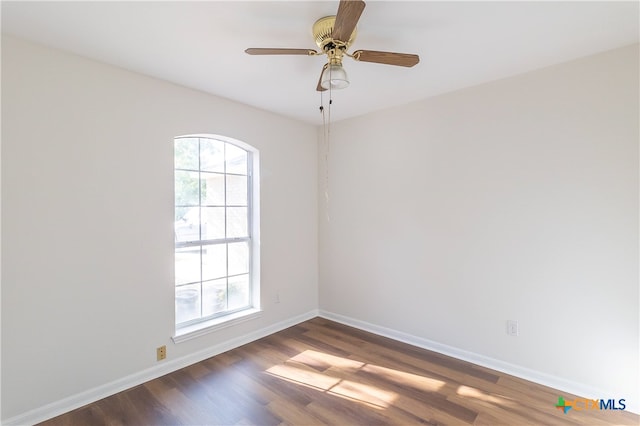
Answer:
[{"xmin": 2, "ymin": 1, "xmax": 638, "ymax": 125}]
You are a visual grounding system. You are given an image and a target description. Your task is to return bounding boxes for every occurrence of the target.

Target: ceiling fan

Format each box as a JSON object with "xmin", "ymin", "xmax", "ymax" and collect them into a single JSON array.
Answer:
[{"xmin": 245, "ymin": 0, "xmax": 420, "ymax": 92}]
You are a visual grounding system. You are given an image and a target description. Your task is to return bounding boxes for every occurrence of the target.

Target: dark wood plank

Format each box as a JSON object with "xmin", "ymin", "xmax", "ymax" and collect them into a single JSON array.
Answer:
[{"xmin": 39, "ymin": 317, "xmax": 640, "ymax": 426}]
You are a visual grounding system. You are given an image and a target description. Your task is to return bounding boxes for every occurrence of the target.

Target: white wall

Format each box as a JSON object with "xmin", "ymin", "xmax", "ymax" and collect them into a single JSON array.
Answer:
[
  {"xmin": 1, "ymin": 35, "xmax": 318, "ymax": 421},
  {"xmin": 2, "ymin": 34, "xmax": 638, "ymax": 422},
  {"xmin": 319, "ymin": 44, "xmax": 639, "ymax": 407}
]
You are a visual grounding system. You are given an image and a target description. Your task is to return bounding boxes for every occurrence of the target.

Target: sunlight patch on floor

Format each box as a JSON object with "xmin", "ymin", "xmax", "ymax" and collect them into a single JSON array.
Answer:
[
  {"xmin": 332, "ymin": 379, "xmax": 398, "ymax": 408},
  {"xmin": 267, "ymin": 364, "xmax": 342, "ymax": 390},
  {"xmin": 456, "ymin": 385, "xmax": 517, "ymax": 407},
  {"xmin": 265, "ymin": 363, "xmax": 396, "ymax": 409},
  {"xmin": 265, "ymin": 349, "xmax": 449, "ymax": 410},
  {"xmin": 291, "ymin": 349, "xmax": 365, "ymax": 371},
  {"xmin": 362, "ymin": 363, "xmax": 446, "ymax": 392}
]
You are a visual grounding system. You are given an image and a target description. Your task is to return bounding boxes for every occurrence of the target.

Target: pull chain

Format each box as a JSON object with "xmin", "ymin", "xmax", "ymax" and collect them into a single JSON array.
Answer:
[{"xmin": 319, "ymin": 81, "xmax": 333, "ymax": 222}]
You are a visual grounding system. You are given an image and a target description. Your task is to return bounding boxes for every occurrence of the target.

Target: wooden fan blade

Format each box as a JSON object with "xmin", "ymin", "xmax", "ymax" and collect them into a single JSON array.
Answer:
[
  {"xmin": 332, "ymin": 0, "xmax": 366, "ymax": 43},
  {"xmin": 317, "ymin": 64, "xmax": 328, "ymax": 92},
  {"xmin": 352, "ymin": 50, "xmax": 419, "ymax": 67},
  {"xmin": 245, "ymin": 48, "xmax": 318, "ymax": 55}
]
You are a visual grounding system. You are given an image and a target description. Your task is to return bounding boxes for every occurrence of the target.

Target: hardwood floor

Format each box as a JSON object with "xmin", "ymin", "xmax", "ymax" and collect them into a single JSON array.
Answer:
[{"xmin": 40, "ymin": 317, "xmax": 638, "ymax": 425}]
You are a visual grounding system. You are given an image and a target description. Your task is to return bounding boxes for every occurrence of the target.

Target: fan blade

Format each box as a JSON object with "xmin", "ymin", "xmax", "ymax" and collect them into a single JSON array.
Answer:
[
  {"xmin": 332, "ymin": 0, "xmax": 366, "ymax": 42},
  {"xmin": 245, "ymin": 48, "xmax": 318, "ymax": 55},
  {"xmin": 352, "ymin": 50, "xmax": 419, "ymax": 67},
  {"xmin": 317, "ymin": 64, "xmax": 328, "ymax": 92}
]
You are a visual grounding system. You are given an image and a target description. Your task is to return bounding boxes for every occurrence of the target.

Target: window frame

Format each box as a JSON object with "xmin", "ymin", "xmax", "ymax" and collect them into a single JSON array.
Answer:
[{"xmin": 173, "ymin": 134, "xmax": 261, "ymax": 341}]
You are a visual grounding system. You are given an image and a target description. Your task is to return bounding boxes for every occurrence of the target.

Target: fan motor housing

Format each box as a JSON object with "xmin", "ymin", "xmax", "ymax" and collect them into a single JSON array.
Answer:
[{"xmin": 313, "ymin": 16, "xmax": 357, "ymax": 51}]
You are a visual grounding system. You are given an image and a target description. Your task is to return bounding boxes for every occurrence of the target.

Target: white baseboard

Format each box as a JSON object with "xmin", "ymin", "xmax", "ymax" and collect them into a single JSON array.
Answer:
[
  {"xmin": 5, "ymin": 308, "xmax": 636, "ymax": 424},
  {"xmin": 3, "ymin": 309, "xmax": 319, "ymax": 426},
  {"xmin": 318, "ymin": 310, "xmax": 639, "ymax": 415}
]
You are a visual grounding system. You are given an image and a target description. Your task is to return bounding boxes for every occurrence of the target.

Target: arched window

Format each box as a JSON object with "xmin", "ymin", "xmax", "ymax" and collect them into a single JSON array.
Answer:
[{"xmin": 174, "ymin": 135, "xmax": 260, "ymax": 336}]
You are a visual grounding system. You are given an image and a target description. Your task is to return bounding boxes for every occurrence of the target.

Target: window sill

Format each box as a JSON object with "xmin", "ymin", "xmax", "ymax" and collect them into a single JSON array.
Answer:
[{"xmin": 172, "ymin": 308, "xmax": 262, "ymax": 344}]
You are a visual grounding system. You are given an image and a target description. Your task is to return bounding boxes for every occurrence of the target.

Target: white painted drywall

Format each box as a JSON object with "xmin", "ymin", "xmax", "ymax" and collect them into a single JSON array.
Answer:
[
  {"xmin": 2, "ymin": 33, "xmax": 638, "ymax": 422},
  {"xmin": 1, "ymin": 35, "xmax": 318, "ymax": 420},
  {"xmin": 319, "ymin": 44, "xmax": 639, "ymax": 406}
]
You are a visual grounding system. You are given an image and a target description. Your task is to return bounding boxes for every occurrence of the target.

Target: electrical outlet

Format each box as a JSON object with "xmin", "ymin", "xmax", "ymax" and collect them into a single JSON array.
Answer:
[
  {"xmin": 157, "ymin": 345, "xmax": 167, "ymax": 361},
  {"xmin": 507, "ymin": 320, "xmax": 519, "ymax": 337}
]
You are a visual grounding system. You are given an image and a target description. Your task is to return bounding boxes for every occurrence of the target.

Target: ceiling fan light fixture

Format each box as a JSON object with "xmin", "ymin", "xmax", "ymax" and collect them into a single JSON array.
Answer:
[
  {"xmin": 320, "ymin": 63, "xmax": 349, "ymax": 90},
  {"xmin": 245, "ymin": 0, "xmax": 420, "ymax": 93}
]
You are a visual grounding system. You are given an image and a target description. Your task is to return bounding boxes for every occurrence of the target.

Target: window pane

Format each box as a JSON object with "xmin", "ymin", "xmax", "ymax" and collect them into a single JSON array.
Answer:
[
  {"xmin": 175, "ymin": 138, "xmax": 199, "ymax": 170},
  {"xmin": 226, "ymin": 175, "xmax": 247, "ymax": 206},
  {"xmin": 200, "ymin": 138, "xmax": 225, "ymax": 172},
  {"xmin": 176, "ymin": 284, "xmax": 201, "ymax": 324},
  {"xmin": 175, "ymin": 170, "xmax": 200, "ymax": 206},
  {"xmin": 175, "ymin": 208, "xmax": 201, "ymax": 243},
  {"xmin": 175, "ymin": 136, "xmax": 256, "ymax": 328},
  {"xmin": 201, "ymin": 207, "xmax": 225, "ymax": 240},
  {"xmin": 175, "ymin": 246, "xmax": 201, "ymax": 284},
  {"xmin": 228, "ymin": 275, "xmax": 250, "ymax": 311},
  {"xmin": 201, "ymin": 172, "xmax": 225, "ymax": 206},
  {"xmin": 175, "ymin": 206, "xmax": 190, "ymax": 223},
  {"xmin": 203, "ymin": 279, "xmax": 227, "ymax": 316},
  {"xmin": 228, "ymin": 242, "xmax": 249, "ymax": 276},
  {"xmin": 227, "ymin": 207, "xmax": 248, "ymax": 238},
  {"xmin": 226, "ymin": 144, "xmax": 247, "ymax": 175},
  {"xmin": 202, "ymin": 244, "xmax": 226, "ymax": 281}
]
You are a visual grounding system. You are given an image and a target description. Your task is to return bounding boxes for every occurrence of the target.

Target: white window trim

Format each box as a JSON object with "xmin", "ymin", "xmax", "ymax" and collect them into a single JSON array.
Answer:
[
  {"xmin": 173, "ymin": 134, "xmax": 261, "ymax": 341},
  {"xmin": 172, "ymin": 308, "xmax": 262, "ymax": 343}
]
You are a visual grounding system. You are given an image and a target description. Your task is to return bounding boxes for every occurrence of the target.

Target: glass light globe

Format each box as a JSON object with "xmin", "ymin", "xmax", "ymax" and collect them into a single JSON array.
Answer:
[{"xmin": 320, "ymin": 64, "xmax": 350, "ymax": 90}]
